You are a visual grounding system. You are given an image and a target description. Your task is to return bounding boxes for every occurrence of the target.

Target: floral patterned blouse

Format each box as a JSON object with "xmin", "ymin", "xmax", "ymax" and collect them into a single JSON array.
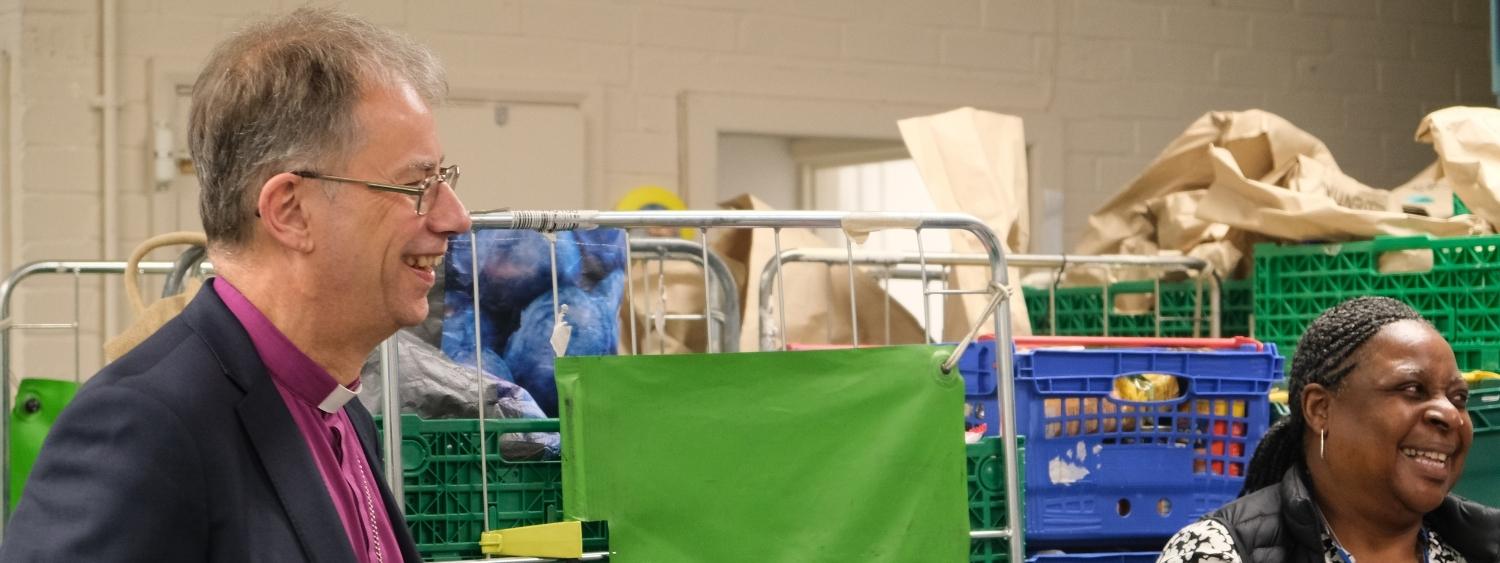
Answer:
[{"xmin": 1158, "ymin": 519, "xmax": 1465, "ymax": 563}]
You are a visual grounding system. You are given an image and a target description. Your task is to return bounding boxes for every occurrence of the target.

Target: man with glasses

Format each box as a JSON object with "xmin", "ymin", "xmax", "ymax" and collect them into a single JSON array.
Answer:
[{"xmin": 1, "ymin": 8, "xmax": 469, "ymax": 562}]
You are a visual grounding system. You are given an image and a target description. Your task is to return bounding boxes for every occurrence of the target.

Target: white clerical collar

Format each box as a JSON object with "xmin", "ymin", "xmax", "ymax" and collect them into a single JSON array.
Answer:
[{"xmin": 316, "ymin": 383, "xmax": 359, "ymax": 414}]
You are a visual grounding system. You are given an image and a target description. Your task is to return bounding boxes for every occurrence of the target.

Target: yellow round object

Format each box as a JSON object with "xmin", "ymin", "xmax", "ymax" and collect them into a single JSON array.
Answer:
[{"xmin": 615, "ymin": 185, "xmax": 693, "ymax": 240}]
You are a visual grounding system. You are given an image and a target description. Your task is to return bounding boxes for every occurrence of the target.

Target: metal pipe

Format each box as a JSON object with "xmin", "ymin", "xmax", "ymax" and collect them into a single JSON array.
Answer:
[
  {"xmin": 470, "ymin": 232, "xmax": 489, "ymax": 531},
  {"xmin": 696, "ymin": 229, "xmax": 714, "ymax": 352},
  {"xmin": 626, "ymin": 238, "xmax": 739, "ymax": 353},
  {"xmin": 100, "ymin": 0, "xmax": 121, "ymax": 344},
  {"xmin": 161, "ymin": 245, "xmax": 208, "ymax": 298},
  {"xmin": 755, "ymin": 249, "xmax": 1208, "ymax": 269},
  {"xmin": 916, "ymin": 231, "xmax": 933, "ymax": 344},
  {"xmin": 756, "ymin": 248, "xmax": 1220, "ymax": 347},
  {"xmin": 845, "ymin": 235, "xmax": 859, "ymax": 347},
  {"xmin": 379, "ymin": 340, "xmax": 402, "ymax": 500},
  {"xmin": 622, "ymin": 232, "xmax": 638, "ymax": 355},
  {"xmin": 469, "ymin": 209, "xmax": 1022, "ymax": 562},
  {"xmin": 773, "ymin": 229, "xmax": 788, "ymax": 351},
  {"xmin": 940, "ymin": 285, "xmax": 1007, "ymax": 373},
  {"xmin": 0, "ymin": 260, "xmax": 183, "ymax": 521}
]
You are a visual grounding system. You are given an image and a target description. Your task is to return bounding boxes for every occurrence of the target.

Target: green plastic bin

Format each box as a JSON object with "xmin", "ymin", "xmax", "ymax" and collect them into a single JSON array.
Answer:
[
  {"xmin": 969, "ymin": 436, "xmax": 1024, "ymax": 563},
  {"xmin": 375, "ymin": 415, "xmax": 607, "ymax": 561},
  {"xmin": 1453, "ymin": 381, "xmax": 1500, "ymax": 505},
  {"xmin": 1024, "ymin": 278, "xmax": 1252, "ymax": 338},
  {"xmin": 1254, "ymin": 235, "xmax": 1500, "ymax": 372},
  {"xmin": 379, "ymin": 414, "xmax": 1025, "ymax": 561},
  {"xmin": 9, "ymin": 378, "xmax": 79, "ymax": 513}
]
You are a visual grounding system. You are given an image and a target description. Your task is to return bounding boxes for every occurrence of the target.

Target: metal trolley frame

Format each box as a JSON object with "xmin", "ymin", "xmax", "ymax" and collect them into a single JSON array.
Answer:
[
  {"xmin": 415, "ymin": 209, "xmax": 1022, "ymax": 563},
  {"xmin": 756, "ymin": 250, "xmax": 1221, "ymax": 351},
  {"xmin": 0, "ymin": 260, "xmax": 206, "ymax": 535}
]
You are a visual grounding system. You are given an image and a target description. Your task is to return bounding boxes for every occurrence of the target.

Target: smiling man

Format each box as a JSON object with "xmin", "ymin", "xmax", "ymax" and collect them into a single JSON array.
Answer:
[{"xmin": 0, "ymin": 8, "xmax": 469, "ymax": 562}]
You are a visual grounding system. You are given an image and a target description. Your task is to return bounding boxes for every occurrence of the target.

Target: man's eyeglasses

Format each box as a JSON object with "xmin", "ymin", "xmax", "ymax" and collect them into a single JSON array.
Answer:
[{"xmin": 292, "ymin": 165, "xmax": 460, "ymax": 215}]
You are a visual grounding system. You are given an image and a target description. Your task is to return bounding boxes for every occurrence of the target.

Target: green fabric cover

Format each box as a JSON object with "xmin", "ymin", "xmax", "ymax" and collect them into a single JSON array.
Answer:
[{"xmin": 557, "ymin": 345, "xmax": 968, "ymax": 563}]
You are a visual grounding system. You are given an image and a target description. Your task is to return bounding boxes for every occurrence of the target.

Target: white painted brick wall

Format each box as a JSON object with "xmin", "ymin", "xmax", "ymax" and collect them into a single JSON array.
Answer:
[
  {"xmin": 1, "ymin": 0, "xmax": 1492, "ymax": 379},
  {"xmin": 1295, "ymin": 0, "xmax": 1377, "ymax": 19},
  {"xmin": 740, "ymin": 14, "xmax": 841, "ymax": 58},
  {"xmin": 1065, "ymin": 118, "xmax": 1135, "ymax": 155},
  {"xmin": 1133, "ymin": 42, "xmax": 1217, "ymax": 84},
  {"xmin": 1063, "ymin": 0, "xmax": 1163, "ymax": 41},
  {"xmin": 1056, "ymin": 37, "xmax": 1131, "ymax": 81},
  {"xmin": 639, "ymin": 6, "xmax": 738, "ymax": 52},
  {"xmin": 1251, "ymin": 14, "xmax": 1332, "ymax": 53},
  {"xmin": 1294, "ymin": 56, "xmax": 1378, "ymax": 93},
  {"xmin": 1165, "ymin": 6, "xmax": 1250, "ymax": 47},
  {"xmin": 941, "ymin": 29, "xmax": 1037, "ymax": 71},
  {"xmin": 984, "ymin": 0, "xmax": 1055, "ymax": 33},
  {"xmin": 1379, "ymin": 0, "xmax": 1460, "ymax": 25},
  {"xmin": 522, "ymin": 0, "xmax": 634, "ymax": 44},
  {"xmin": 844, "ymin": 22, "xmax": 940, "ymax": 65}
]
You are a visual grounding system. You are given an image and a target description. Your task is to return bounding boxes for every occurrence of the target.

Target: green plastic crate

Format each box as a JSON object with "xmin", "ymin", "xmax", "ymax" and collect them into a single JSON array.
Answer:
[
  {"xmin": 1443, "ymin": 382, "xmax": 1500, "ymax": 506},
  {"xmin": 969, "ymin": 436, "xmax": 1024, "ymax": 563},
  {"xmin": 1023, "ymin": 278, "xmax": 1252, "ymax": 338},
  {"xmin": 375, "ymin": 415, "xmax": 607, "ymax": 561},
  {"xmin": 381, "ymin": 415, "xmax": 1024, "ymax": 561},
  {"xmin": 1254, "ymin": 235, "xmax": 1500, "ymax": 372}
]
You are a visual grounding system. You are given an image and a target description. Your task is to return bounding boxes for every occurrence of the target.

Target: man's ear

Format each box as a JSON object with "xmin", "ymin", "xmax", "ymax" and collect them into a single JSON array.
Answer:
[
  {"xmin": 256, "ymin": 172, "xmax": 314, "ymax": 253},
  {"xmin": 1302, "ymin": 382, "xmax": 1332, "ymax": 433}
]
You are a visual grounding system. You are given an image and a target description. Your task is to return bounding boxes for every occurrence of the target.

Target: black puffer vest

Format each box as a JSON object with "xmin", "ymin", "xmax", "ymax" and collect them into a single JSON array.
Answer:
[{"xmin": 1205, "ymin": 466, "xmax": 1500, "ymax": 563}]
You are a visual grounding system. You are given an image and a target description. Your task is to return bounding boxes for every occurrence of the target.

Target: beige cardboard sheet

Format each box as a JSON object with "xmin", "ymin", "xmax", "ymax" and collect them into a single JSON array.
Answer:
[{"xmin": 899, "ymin": 107, "xmax": 1032, "ymax": 338}]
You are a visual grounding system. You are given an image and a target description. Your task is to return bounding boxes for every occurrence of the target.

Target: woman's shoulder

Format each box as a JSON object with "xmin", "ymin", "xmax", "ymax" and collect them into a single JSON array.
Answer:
[
  {"xmin": 1158, "ymin": 519, "xmax": 1242, "ymax": 563},
  {"xmin": 1426, "ymin": 528, "xmax": 1469, "ymax": 563}
]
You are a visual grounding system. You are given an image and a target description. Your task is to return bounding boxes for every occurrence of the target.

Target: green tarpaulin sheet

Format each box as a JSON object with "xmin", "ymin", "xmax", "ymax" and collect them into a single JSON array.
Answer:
[{"xmin": 557, "ymin": 345, "xmax": 968, "ymax": 562}]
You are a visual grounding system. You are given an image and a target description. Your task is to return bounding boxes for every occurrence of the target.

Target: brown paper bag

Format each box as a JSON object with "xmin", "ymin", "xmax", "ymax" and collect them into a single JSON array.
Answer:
[
  {"xmin": 1389, "ymin": 163, "xmax": 1453, "ymax": 218},
  {"xmin": 1151, "ymin": 190, "xmax": 1229, "ymax": 253},
  {"xmin": 1417, "ymin": 107, "xmax": 1500, "ymax": 228},
  {"xmin": 712, "ymin": 195, "xmax": 928, "ymax": 351},
  {"xmin": 1196, "ymin": 148, "xmax": 1485, "ymax": 241},
  {"xmin": 619, "ymin": 259, "xmax": 708, "ymax": 354},
  {"xmin": 897, "ymin": 107, "xmax": 1032, "ymax": 339},
  {"xmin": 1075, "ymin": 110, "xmax": 1339, "ymax": 259}
]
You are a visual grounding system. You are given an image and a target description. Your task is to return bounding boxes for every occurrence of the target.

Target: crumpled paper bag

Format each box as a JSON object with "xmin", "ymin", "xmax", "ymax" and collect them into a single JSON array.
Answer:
[
  {"xmin": 898, "ymin": 107, "xmax": 1032, "ymax": 339},
  {"xmin": 1196, "ymin": 149, "xmax": 1486, "ymax": 241},
  {"xmin": 1075, "ymin": 110, "xmax": 1335, "ymax": 260},
  {"xmin": 1072, "ymin": 109, "xmax": 1492, "ymax": 290},
  {"xmin": 1418, "ymin": 106, "xmax": 1500, "ymax": 228}
]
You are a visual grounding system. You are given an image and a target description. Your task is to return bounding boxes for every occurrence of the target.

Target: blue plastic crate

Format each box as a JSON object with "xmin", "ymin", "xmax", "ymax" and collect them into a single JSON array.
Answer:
[
  {"xmin": 1027, "ymin": 552, "xmax": 1160, "ymax": 563},
  {"xmin": 960, "ymin": 339, "xmax": 1000, "ymax": 434},
  {"xmin": 1014, "ymin": 343, "xmax": 1282, "ymax": 547}
]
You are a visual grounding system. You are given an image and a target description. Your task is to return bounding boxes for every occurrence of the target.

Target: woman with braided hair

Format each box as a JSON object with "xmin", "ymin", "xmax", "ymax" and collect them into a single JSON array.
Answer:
[{"xmin": 1159, "ymin": 296, "xmax": 1500, "ymax": 563}]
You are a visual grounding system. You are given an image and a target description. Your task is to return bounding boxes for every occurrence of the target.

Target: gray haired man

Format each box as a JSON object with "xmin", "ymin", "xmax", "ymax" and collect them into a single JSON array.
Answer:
[{"xmin": 1, "ymin": 7, "xmax": 470, "ymax": 562}]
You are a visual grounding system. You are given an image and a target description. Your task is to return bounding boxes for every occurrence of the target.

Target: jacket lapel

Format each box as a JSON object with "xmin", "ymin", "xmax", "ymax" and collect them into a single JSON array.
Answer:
[
  {"xmin": 347, "ymin": 402, "xmax": 424, "ymax": 562},
  {"xmin": 180, "ymin": 284, "xmax": 357, "ymax": 563},
  {"xmin": 238, "ymin": 380, "xmax": 359, "ymax": 563}
]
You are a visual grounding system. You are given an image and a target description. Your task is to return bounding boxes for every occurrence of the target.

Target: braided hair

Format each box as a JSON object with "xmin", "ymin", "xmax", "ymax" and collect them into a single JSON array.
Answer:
[{"xmin": 1240, "ymin": 296, "xmax": 1428, "ymax": 495}]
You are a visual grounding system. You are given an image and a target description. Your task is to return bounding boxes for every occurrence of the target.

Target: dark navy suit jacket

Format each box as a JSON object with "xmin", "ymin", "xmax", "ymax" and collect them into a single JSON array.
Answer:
[{"xmin": 0, "ymin": 284, "xmax": 421, "ymax": 562}]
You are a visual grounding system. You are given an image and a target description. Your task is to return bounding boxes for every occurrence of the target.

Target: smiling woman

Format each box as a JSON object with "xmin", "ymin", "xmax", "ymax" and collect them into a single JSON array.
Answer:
[{"xmin": 1158, "ymin": 296, "xmax": 1500, "ymax": 563}]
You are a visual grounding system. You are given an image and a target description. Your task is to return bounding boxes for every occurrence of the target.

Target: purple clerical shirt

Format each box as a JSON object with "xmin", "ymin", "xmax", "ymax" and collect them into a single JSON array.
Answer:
[{"xmin": 214, "ymin": 278, "xmax": 404, "ymax": 563}]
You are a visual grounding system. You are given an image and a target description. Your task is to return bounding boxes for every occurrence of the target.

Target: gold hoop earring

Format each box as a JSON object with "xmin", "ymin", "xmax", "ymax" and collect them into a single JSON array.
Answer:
[{"xmin": 1320, "ymin": 428, "xmax": 1326, "ymax": 459}]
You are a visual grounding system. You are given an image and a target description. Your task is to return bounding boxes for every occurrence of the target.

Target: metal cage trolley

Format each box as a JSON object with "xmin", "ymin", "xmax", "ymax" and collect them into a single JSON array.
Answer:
[{"xmin": 393, "ymin": 210, "xmax": 1023, "ymax": 563}]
